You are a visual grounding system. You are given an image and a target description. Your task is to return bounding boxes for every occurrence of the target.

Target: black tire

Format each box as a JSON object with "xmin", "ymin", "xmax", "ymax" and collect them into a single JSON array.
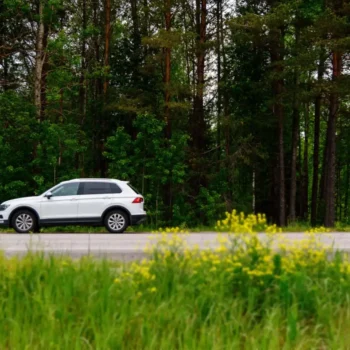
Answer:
[
  {"xmin": 11, "ymin": 210, "xmax": 38, "ymax": 234},
  {"xmin": 104, "ymin": 210, "xmax": 128, "ymax": 233}
]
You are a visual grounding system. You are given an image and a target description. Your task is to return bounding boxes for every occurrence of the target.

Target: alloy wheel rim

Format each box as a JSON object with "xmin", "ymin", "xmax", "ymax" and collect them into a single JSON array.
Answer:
[
  {"xmin": 108, "ymin": 213, "xmax": 125, "ymax": 231},
  {"xmin": 16, "ymin": 214, "xmax": 33, "ymax": 231}
]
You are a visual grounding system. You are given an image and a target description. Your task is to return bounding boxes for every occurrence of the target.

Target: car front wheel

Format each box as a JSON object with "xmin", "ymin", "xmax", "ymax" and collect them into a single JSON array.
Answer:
[
  {"xmin": 12, "ymin": 210, "xmax": 38, "ymax": 233},
  {"xmin": 105, "ymin": 210, "xmax": 128, "ymax": 233}
]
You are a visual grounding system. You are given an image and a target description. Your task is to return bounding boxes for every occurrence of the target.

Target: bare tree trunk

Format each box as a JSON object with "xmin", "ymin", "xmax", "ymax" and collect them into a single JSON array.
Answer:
[
  {"xmin": 277, "ymin": 85, "xmax": 286, "ymax": 227},
  {"xmin": 164, "ymin": 0, "xmax": 171, "ymax": 139},
  {"xmin": 34, "ymin": 1, "xmax": 45, "ymax": 122},
  {"xmin": 79, "ymin": 0, "xmax": 87, "ymax": 125},
  {"xmin": 92, "ymin": 0, "xmax": 103, "ymax": 175},
  {"xmin": 311, "ymin": 52, "xmax": 325, "ymax": 226},
  {"xmin": 216, "ymin": 0, "xmax": 222, "ymax": 161},
  {"xmin": 103, "ymin": 0, "xmax": 111, "ymax": 95},
  {"xmin": 270, "ymin": 27, "xmax": 286, "ymax": 226},
  {"xmin": 336, "ymin": 159, "xmax": 341, "ymax": 221},
  {"xmin": 131, "ymin": 0, "xmax": 141, "ymax": 86},
  {"xmin": 190, "ymin": 0, "xmax": 207, "ymax": 182},
  {"xmin": 163, "ymin": 0, "xmax": 173, "ymax": 223},
  {"xmin": 345, "ymin": 159, "xmax": 349, "ymax": 220},
  {"xmin": 188, "ymin": 0, "xmax": 207, "ymax": 221},
  {"xmin": 289, "ymin": 74, "xmax": 299, "ymax": 222},
  {"xmin": 324, "ymin": 51, "xmax": 342, "ymax": 227},
  {"xmin": 195, "ymin": 0, "xmax": 206, "ymax": 146},
  {"xmin": 40, "ymin": 25, "xmax": 49, "ymax": 121},
  {"xmin": 288, "ymin": 25, "xmax": 300, "ymax": 222},
  {"xmin": 98, "ymin": 0, "xmax": 111, "ymax": 177},
  {"xmin": 301, "ymin": 103, "xmax": 309, "ymax": 220}
]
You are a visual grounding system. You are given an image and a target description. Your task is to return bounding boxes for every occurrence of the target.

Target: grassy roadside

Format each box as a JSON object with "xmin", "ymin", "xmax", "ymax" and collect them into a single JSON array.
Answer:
[
  {"xmin": 1, "ymin": 222, "xmax": 350, "ymax": 233},
  {"xmin": 1, "ymin": 228, "xmax": 350, "ymax": 348}
]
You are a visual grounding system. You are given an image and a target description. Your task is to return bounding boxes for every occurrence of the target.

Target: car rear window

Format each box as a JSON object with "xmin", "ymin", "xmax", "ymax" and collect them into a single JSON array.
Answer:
[{"xmin": 128, "ymin": 183, "xmax": 140, "ymax": 194}]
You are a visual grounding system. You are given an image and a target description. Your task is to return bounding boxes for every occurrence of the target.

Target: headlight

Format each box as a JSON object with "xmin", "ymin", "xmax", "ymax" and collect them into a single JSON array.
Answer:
[{"xmin": 0, "ymin": 204, "xmax": 10, "ymax": 211}]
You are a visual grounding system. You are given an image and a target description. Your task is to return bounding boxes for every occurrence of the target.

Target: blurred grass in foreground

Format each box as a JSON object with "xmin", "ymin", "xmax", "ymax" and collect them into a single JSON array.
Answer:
[{"xmin": 0, "ymin": 212, "xmax": 350, "ymax": 348}]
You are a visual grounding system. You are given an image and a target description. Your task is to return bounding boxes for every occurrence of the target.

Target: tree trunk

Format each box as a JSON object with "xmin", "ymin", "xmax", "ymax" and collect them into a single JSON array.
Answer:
[
  {"xmin": 311, "ymin": 52, "xmax": 325, "ymax": 226},
  {"xmin": 336, "ymin": 159, "xmax": 341, "ymax": 221},
  {"xmin": 92, "ymin": 0, "xmax": 103, "ymax": 176},
  {"xmin": 216, "ymin": 0, "xmax": 222, "ymax": 161},
  {"xmin": 131, "ymin": 0, "xmax": 141, "ymax": 86},
  {"xmin": 34, "ymin": 1, "xmax": 46, "ymax": 122},
  {"xmin": 324, "ymin": 51, "xmax": 342, "ymax": 227},
  {"xmin": 98, "ymin": 0, "xmax": 111, "ymax": 177},
  {"xmin": 345, "ymin": 159, "xmax": 349, "ymax": 220},
  {"xmin": 164, "ymin": 0, "xmax": 171, "ymax": 139},
  {"xmin": 289, "ymin": 25, "xmax": 300, "ymax": 223},
  {"xmin": 163, "ymin": 0, "xmax": 173, "ymax": 223},
  {"xmin": 190, "ymin": 0, "xmax": 207, "ymax": 185},
  {"xmin": 103, "ymin": 0, "xmax": 111, "ymax": 96},
  {"xmin": 220, "ymin": 2, "xmax": 231, "ymax": 209},
  {"xmin": 40, "ymin": 25, "xmax": 49, "ymax": 121},
  {"xmin": 79, "ymin": 0, "xmax": 87, "ymax": 125},
  {"xmin": 270, "ymin": 27, "xmax": 286, "ymax": 226},
  {"xmin": 301, "ymin": 103, "xmax": 309, "ymax": 220},
  {"xmin": 289, "ymin": 72, "xmax": 299, "ymax": 222}
]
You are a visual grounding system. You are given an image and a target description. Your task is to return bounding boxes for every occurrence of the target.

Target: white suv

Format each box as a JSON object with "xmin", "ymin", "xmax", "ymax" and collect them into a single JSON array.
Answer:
[{"xmin": 0, "ymin": 179, "xmax": 146, "ymax": 233}]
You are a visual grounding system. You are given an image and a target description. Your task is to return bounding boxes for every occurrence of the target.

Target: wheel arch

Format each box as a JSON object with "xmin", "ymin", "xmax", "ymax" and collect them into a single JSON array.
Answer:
[
  {"xmin": 9, "ymin": 207, "xmax": 40, "ymax": 227},
  {"xmin": 102, "ymin": 206, "xmax": 131, "ymax": 224}
]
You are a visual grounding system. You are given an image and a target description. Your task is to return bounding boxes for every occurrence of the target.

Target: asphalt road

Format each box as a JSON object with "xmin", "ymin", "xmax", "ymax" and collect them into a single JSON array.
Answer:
[{"xmin": 0, "ymin": 232, "xmax": 349, "ymax": 260}]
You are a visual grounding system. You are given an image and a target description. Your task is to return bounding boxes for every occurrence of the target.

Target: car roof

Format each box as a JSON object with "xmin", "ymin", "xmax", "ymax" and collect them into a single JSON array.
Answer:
[{"xmin": 63, "ymin": 178, "xmax": 128, "ymax": 183}]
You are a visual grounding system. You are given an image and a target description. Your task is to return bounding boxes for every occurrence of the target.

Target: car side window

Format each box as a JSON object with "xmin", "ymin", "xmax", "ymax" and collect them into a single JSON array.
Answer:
[
  {"xmin": 51, "ymin": 183, "xmax": 79, "ymax": 197},
  {"xmin": 110, "ymin": 183, "xmax": 122, "ymax": 194},
  {"xmin": 82, "ymin": 182, "xmax": 122, "ymax": 195}
]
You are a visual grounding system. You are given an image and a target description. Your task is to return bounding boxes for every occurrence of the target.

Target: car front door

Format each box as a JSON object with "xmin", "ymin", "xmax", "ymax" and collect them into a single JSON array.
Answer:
[{"xmin": 40, "ymin": 182, "xmax": 81, "ymax": 221}]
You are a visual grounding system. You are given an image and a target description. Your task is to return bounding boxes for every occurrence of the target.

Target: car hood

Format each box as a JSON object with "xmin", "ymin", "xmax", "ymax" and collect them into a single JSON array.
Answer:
[{"xmin": 1, "ymin": 196, "xmax": 40, "ymax": 205}]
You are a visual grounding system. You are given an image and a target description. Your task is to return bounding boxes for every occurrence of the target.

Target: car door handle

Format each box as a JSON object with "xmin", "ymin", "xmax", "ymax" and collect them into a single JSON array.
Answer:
[{"xmin": 71, "ymin": 198, "xmax": 78, "ymax": 201}]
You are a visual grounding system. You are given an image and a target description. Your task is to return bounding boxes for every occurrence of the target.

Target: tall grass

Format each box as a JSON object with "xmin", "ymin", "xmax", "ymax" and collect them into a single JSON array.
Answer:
[
  {"xmin": 0, "ymin": 243, "xmax": 350, "ymax": 347},
  {"xmin": 1, "ymin": 212, "xmax": 350, "ymax": 348}
]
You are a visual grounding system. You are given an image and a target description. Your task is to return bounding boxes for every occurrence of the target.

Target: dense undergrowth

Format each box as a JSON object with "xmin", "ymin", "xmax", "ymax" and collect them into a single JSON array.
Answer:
[{"xmin": 1, "ymin": 212, "xmax": 350, "ymax": 348}]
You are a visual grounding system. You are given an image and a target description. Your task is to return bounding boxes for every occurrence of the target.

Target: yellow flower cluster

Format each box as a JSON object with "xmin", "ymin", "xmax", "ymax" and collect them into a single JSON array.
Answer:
[
  {"xmin": 108, "ymin": 216, "xmax": 350, "ymax": 295},
  {"xmin": 305, "ymin": 226, "xmax": 331, "ymax": 233},
  {"xmin": 152, "ymin": 227, "xmax": 189, "ymax": 234},
  {"xmin": 215, "ymin": 210, "xmax": 281, "ymax": 234},
  {"xmin": 109, "ymin": 224, "xmax": 350, "ymax": 296}
]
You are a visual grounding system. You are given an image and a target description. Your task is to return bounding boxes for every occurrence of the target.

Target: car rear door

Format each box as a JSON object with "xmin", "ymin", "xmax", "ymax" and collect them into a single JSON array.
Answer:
[{"xmin": 77, "ymin": 182, "xmax": 121, "ymax": 220}]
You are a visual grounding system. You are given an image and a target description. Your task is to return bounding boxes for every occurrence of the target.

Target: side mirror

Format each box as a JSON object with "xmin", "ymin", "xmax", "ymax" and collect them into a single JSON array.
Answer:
[{"xmin": 45, "ymin": 191, "xmax": 53, "ymax": 199}]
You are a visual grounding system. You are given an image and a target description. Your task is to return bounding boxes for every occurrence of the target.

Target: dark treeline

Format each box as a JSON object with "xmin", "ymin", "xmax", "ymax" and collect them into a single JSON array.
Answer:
[{"xmin": 0, "ymin": 0, "xmax": 349, "ymax": 227}]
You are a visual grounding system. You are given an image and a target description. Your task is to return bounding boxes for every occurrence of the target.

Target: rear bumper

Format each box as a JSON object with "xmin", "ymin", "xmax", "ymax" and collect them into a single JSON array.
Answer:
[{"xmin": 131, "ymin": 214, "xmax": 147, "ymax": 225}]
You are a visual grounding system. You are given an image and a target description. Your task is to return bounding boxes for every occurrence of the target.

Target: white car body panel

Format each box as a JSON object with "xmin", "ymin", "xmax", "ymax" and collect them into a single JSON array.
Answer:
[{"xmin": 0, "ymin": 179, "xmax": 146, "ymax": 231}]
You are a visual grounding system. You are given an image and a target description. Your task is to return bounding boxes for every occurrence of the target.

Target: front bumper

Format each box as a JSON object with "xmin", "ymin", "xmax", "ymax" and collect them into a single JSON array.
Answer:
[
  {"xmin": 131, "ymin": 214, "xmax": 147, "ymax": 225},
  {"xmin": 0, "ymin": 218, "xmax": 9, "ymax": 228}
]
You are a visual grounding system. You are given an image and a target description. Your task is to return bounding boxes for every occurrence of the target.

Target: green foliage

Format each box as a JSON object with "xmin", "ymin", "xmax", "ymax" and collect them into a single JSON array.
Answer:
[
  {"xmin": 0, "ymin": 0, "xmax": 349, "ymax": 227},
  {"xmin": 105, "ymin": 114, "xmax": 188, "ymax": 226}
]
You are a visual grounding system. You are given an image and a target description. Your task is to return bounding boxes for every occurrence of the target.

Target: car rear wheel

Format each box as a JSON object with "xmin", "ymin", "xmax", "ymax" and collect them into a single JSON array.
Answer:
[
  {"xmin": 105, "ymin": 210, "xmax": 128, "ymax": 233},
  {"xmin": 12, "ymin": 210, "xmax": 38, "ymax": 233}
]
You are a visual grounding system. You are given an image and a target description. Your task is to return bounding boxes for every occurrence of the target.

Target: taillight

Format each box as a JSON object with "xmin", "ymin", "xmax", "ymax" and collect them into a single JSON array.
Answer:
[{"xmin": 132, "ymin": 197, "xmax": 144, "ymax": 203}]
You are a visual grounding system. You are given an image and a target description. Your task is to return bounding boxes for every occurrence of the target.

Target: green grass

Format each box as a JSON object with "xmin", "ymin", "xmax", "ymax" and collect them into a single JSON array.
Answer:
[
  {"xmin": 2, "ymin": 240, "xmax": 350, "ymax": 349},
  {"xmin": 0, "ymin": 222, "xmax": 349, "ymax": 234}
]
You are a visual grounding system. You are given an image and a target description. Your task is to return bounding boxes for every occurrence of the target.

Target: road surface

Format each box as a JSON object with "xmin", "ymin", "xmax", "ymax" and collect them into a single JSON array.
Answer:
[{"xmin": 0, "ymin": 232, "xmax": 349, "ymax": 260}]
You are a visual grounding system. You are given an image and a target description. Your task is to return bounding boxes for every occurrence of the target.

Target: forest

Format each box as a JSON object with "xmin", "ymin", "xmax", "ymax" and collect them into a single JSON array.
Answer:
[{"xmin": 0, "ymin": 0, "xmax": 349, "ymax": 228}]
